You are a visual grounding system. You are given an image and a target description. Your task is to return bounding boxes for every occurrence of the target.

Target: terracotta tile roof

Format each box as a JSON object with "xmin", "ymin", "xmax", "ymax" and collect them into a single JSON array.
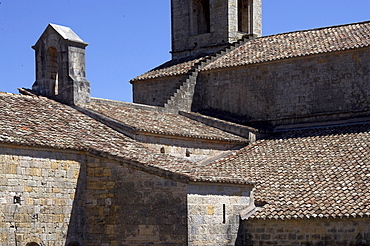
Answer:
[
  {"xmin": 204, "ymin": 21, "xmax": 370, "ymax": 70},
  {"xmin": 207, "ymin": 124, "xmax": 370, "ymax": 220},
  {"xmin": 2, "ymin": 92, "xmax": 369, "ymax": 216},
  {"xmin": 82, "ymin": 98, "xmax": 247, "ymax": 143},
  {"xmin": 0, "ymin": 92, "xmax": 249, "ymax": 184},
  {"xmin": 130, "ymin": 57, "xmax": 204, "ymax": 82},
  {"xmin": 130, "ymin": 21, "xmax": 369, "ymax": 81},
  {"xmin": 0, "ymin": 92, "xmax": 163, "ymax": 160}
]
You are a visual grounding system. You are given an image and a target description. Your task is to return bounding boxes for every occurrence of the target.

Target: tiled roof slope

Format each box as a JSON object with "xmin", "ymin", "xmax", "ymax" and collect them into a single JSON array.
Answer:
[
  {"xmin": 207, "ymin": 124, "xmax": 370, "ymax": 220},
  {"xmin": 82, "ymin": 98, "xmax": 247, "ymax": 143},
  {"xmin": 204, "ymin": 21, "xmax": 370, "ymax": 70},
  {"xmin": 131, "ymin": 21, "xmax": 369, "ymax": 81},
  {"xmin": 0, "ymin": 92, "xmax": 249, "ymax": 184},
  {"xmin": 130, "ymin": 57, "xmax": 204, "ymax": 82}
]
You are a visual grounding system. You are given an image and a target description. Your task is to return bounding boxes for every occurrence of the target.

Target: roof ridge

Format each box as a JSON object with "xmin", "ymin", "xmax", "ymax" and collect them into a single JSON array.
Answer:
[
  {"xmin": 203, "ymin": 20, "xmax": 370, "ymax": 71},
  {"xmin": 0, "ymin": 89, "xmax": 42, "ymax": 98},
  {"xmin": 133, "ymin": 20, "xmax": 370, "ymax": 79},
  {"xmin": 83, "ymin": 104, "xmax": 248, "ymax": 143},
  {"xmin": 130, "ymin": 56, "xmax": 205, "ymax": 82},
  {"xmin": 91, "ymin": 97, "xmax": 165, "ymax": 112},
  {"xmin": 258, "ymin": 19, "xmax": 370, "ymax": 40},
  {"xmin": 0, "ymin": 89, "xmax": 54, "ymax": 102},
  {"xmin": 0, "ymin": 91, "xmax": 21, "ymax": 96}
]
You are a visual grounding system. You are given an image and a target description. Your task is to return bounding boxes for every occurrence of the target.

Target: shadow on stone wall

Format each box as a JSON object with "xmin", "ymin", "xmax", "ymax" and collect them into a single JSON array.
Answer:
[
  {"xmin": 65, "ymin": 156, "xmax": 188, "ymax": 245},
  {"xmin": 65, "ymin": 159, "xmax": 87, "ymax": 246}
]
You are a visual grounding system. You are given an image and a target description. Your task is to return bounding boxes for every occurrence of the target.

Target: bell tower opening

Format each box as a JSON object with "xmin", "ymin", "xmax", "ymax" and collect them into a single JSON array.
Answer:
[
  {"xmin": 171, "ymin": 0, "xmax": 261, "ymax": 59},
  {"xmin": 32, "ymin": 24, "xmax": 90, "ymax": 105},
  {"xmin": 191, "ymin": 0, "xmax": 211, "ymax": 35},
  {"xmin": 46, "ymin": 46, "xmax": 58, "ymax": 96},
  {"xmin": 238, "ymin": 0, "xmax": 254, "ymax": 34}
]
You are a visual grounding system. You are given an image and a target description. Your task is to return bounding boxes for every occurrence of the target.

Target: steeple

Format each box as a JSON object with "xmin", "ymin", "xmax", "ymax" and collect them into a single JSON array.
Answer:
[
  {"xmin": 171, "ymin": 0, "xmax": 262, "ymax": 59},
  {"xmin": 32, "ymin": 24, "xmax": 90, "ymax": 105}
]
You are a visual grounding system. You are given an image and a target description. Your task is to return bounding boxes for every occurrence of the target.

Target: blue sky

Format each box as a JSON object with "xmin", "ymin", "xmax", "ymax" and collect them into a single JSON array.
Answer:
[{"xmin": 0, "ymin": 0, "xmax": 369, "ymax": 102}]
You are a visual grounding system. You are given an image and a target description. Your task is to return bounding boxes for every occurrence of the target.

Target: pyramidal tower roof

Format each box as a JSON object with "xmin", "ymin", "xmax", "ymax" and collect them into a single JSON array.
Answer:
[{"xmin": 49, "ymin": 23, "xmax": 86, "ymax": 44}]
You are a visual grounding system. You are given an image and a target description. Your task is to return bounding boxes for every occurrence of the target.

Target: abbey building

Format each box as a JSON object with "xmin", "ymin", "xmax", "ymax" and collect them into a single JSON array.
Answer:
[{"xmin": 0, "ymin": 0, "xmax": 369, "ymax": 245}]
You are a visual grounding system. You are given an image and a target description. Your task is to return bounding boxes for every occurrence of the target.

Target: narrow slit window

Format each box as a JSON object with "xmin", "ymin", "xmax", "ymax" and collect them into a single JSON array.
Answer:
[
  {"xmin": 238, "ymin": 0, "xmax": 251, "ymax": 33},
  {"xmin": 47, "ymin": 46, "xmax": 58, "ymax": 96},
  {"xmin": 13, "ymin": 196, "xmax": 21, "ymax": 204},
  {"xmin": 186, "ymin": 149, "xmax": 191, "ymax": 157}
]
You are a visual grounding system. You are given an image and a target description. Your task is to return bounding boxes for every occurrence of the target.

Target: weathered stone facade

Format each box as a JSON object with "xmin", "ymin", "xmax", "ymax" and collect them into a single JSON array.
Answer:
[
  {"xmin": 0, "ymin": 145, "xmax": 188, "ymax": 245},
  {"xmin": 2, "ymin": 2, "xmax": 369, "ymax": 245},
  {"xmin": 171, "ymin": 0, "xmax": 262, "ymax": 59},
  {"xmin": 194, "ymin": 48, "xmax": 370, "ymax": 127},
  {"xmin": 0, "ymin": 145, "xmax": 82, "ymax": 246},
  {"xmin": 0, "ymin": 144, "xmax": 252, "ymax": 245},
  {"xmin": 132, "ymin": 75, "xmax": 185, "ymax": 107},
  {"xmin": 32, "ymin": 24, "xmax": 90, "ymax": 105},
  {"xmin": 188, "ymin": 183, "xmax": 252, "ymax": 245},
  {"xmin": 81, "ymin": 154, "xmax": 188, "ymax": 245},
  {"xmin": 240, "ymin": 218, "xmax": 370, "ymax": 246}
]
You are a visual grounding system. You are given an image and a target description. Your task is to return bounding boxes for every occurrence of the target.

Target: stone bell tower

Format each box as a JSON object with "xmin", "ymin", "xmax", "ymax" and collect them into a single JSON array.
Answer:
[
  {"xmin": 32, "ymin": 24, "xmax": 90, "ymax": 105},
  {"xmin": 171, "ymin": 0, "xmax": 262, "ymax": 59}
]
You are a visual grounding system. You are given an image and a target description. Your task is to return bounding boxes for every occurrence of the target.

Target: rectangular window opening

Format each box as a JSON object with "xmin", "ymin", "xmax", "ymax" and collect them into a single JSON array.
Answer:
[
  {"xmin": 193, "ymin": 0, "xmax": 211, "ymax": 35},
  {"xmin": 238, "ymin": 0, "xmax": 252, "ymax": 33}
]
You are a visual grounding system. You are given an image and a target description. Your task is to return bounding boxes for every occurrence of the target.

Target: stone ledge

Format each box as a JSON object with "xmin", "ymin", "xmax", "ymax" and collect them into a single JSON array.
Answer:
[
  {"xmin": 179, "ymin": 111, "xmax": 267, "ymax": 143},
  {"xmin": 90, "ymin": 97, "xmax": 166, "ymax": 112}
]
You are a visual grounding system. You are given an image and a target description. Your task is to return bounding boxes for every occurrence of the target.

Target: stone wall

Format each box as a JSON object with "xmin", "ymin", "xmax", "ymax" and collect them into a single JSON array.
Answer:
[
  {"xmin": 252, "ymin": 0, "xmax": 262, "ymax": 37},
  {"xmin": 240, "ymin": 217, "xmax": 370, "ymax": 246},
  {"xmin": 0, "ymin": 144, "xmax": 189, "ymax": 245},
  {"xmin": 194, "ymin": 48, "xmax": 370, "ymax": 126},
  {"xmin": 32, "ymin": 24, "xmax": 90, "ymax": 105},
  {"xmin": 187, "ymin": 183, "xmax": 252, "ymax": 246},
  {"xmin": 0, "ymin": 145, "xmax": 84, "ymax": 246},
  {"xmin": 137, "ymin": 134, "xmax": 245, "ymax": 163},
  {"xmin": 171, "ymin": 0, "xmax": 262, "ymax": 59},
  {"xmin": 83, "ymin": 155, "xmax": 188, "ymax": 245},
  {"xmin": 132, "ymin": 75, "xmax": 185, "ymax": 107}
]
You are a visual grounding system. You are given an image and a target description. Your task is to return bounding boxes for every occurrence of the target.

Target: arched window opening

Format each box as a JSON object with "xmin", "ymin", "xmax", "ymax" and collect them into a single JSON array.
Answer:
[
  {"xmin": 68, "ymin": 242, "xmax": 81, "ymax": 246},
  {"xmin": 193, "ymin": 0, "xmax": 210, "ymax": 35},
  {"xmin": 26, "ymin": 243, "xmax": 39, "ymax": 246},
  {"xmin": 47, "ymin": 46, "xmax": 59, "ymax": 96}
]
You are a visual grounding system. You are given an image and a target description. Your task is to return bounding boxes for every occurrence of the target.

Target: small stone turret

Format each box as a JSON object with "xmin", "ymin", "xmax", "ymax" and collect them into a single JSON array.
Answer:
[{"xmin": 32, "ymin": 24, "xmax": 90, "ymax": 105}]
